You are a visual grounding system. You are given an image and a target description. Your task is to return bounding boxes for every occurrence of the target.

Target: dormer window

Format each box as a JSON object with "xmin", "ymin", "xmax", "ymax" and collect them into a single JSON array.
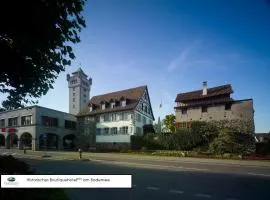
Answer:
[
  {"xmin": 121, "ymin": 100, "xmax": 126, "ymax": 107},
  {"xmin": 111, "ymin": 102, "xmax": 115, "ymax": 109},
  {"xmin": 120, "ymin": 96, "xmax": 126, "ymax": 107},
  {"xmin": 110, "ymin": 99, "xmax": 116, "ymax": 109},
  {"xmin": 100, "ymin": 101, "xmax": 106, "ymax": 110}
]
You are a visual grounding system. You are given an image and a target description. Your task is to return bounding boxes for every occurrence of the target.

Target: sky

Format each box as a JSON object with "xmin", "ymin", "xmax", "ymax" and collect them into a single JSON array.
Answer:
[{"xmin": 1, "ymin": 0, "xmax": 270, "ymax": 132}]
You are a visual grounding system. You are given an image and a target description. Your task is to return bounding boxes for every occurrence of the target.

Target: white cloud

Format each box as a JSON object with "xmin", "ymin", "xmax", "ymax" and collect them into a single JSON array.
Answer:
[{"xmin": 167, "ymin": 39, "xmax": 202, "ymax": 72}]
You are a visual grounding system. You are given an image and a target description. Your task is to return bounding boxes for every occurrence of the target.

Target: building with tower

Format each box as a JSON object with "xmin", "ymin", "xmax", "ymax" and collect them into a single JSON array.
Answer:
[
  {"xmin": 67, "ymin": 67, "xmax": 92, "ymax": 115},
  {"xmin": 0, "ymin": 67, "xmax": 155, "ymax": 151}
]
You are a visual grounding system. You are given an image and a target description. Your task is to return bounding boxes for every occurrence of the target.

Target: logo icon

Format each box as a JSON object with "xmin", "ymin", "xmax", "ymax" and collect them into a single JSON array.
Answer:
[{"xmin": 7, "ymin": 177, "xmax": 16, "ymax": 182}]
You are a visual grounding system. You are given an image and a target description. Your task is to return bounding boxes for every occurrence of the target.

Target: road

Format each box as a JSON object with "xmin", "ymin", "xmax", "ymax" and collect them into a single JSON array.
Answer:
[
  {"xmin": 1, "ymin": 148, "xmax": 270, "ymax": 177},
  {"xmin": 21, "ymin": 158, "xmax": 270, "ymax": 200},
  {"xmin": 1, "ymin": 148, "xmax": 270, "ymax": 200}
]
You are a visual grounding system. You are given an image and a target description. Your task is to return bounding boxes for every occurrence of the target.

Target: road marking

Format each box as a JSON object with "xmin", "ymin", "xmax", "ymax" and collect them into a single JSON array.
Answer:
[
  {"xmin": 169, "ymin": 189, "xmax": 184, "ymax": 194},
  {"xmin": 146, "ymin": 186, "xmax": 159, "ymax": 190},
  {"xmin": 195, "ymin": 193, "xmax": 212, "ymax": 198},
  {"xmin": 247, "ymin": 172, "xmax": 270, "ymax": 177}
]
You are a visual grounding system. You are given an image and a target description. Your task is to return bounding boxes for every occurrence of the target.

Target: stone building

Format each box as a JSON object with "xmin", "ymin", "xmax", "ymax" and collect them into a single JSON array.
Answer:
[
  {"xmin": 77, "ymin": 85, "xmax": 155, "ymax": 149},
  {"xmin": 174, "ymin": 82, "xmax": 255, "ymax": 132},
  {"xmin": 0, "ymin": 105, "xmax": 77, "ymax": 150}
]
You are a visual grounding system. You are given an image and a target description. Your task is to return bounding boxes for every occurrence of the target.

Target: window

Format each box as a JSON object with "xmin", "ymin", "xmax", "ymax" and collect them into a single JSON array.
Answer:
[
  {"xmin": 21, "ymin": 115, "xmax": 32, "ymax": 126},
  {"xmin": 89, "ymin": 106, "xmax": 93, "ymax": 112},
  {"xmin": 95, "ymin": 116, "xmax": 100, "ymax": 123},
  {"xmin": 73, "ymin": 104, "xmax": 75, "ymax": 108},
  {"xmin": 104, "ymin": 128, "xmax": 109, "ymax": 134},
  {"xmin": 96, "ymin": 128, "xmax": 101, "ymax": 135},
  {"xmin": 136, "ymin": 127, "xmax": 142, "ymax": 135},
  {"xmin": 111, "ymin": 102, "xmax": 115, "ymax": 109},
  {"xmin": 73, "ymin": 93, "xmax": 75, "ymax": 96},
  {"xmin": 41, "ymin": 116, "xmax": 58, "ymax": 127},
  {"xmin": 8, "ymin": 117, "xmax": 18, "ymax": 126},
  {"xmin": 181, "ymin": 109, "xmax": 187, "ymax": 115},
  {"xmin": 73, "ymin": 88, "xmax": 75, "ymax": 91},
  {"xmin": 121, "ymin": 100, "xmax": 126, "ymax": 107},
  {"xmin": 104, "ymin": 114, "xmax": 110, "ymax": 122},
  {"xmin": 111, "ymin": 114, "xmax": 117, "ymax": 121},
  {"xmin": 148, "ymin": 119, "xmax": 153, "ymax": 124},
  {"xmin": 0, "ymin": 119, "xmax": 5, "ymax": 128},
  {"xmin": 101, "ymin": 104, "xmax": 105, "ymax": 110},
  {"xmin": 225, "ymin": 103, "xmax": 232, "ymax": 110},
  {"xmin": 83, "ymin": 94, "xmax": 86, "ymax": 98},
  {"xmin": 201, "ymin": 106, "xmax": 208, "ymax": 113},
  {"xmin": 83, "ymin": 88, "xmax": 87, "ymax": 92},
  {"xmin": 65, "ymin": 120, "xmax": 76, "ymax": 129},
  {"xmin": 111, "ymin": 127, "xmax": 117, "ymax": 134},
  {"xmin": 119, "ymin": 126, "xmax": 128, "ymax": 134},
  {"xmin": 120, "ymin": 113, "xmax": 128, "ymax": 121},
  {"xmin": 100, "ymin": 115, "xmax": 104, "ymax": 122},
  {"xmin": 84, "ymin": 100, "xmax": 86, "ymax": 103},
  {"xmin": 73, "ymin": 98, "xmax": 75, "ymax": 102},
  {"xmin": 143, "ymin": 116, "xmax": 146, "ymax": 124},
  {"xmin": 136, "ymin": 113, "xmax": 141, "ymax": 122}
]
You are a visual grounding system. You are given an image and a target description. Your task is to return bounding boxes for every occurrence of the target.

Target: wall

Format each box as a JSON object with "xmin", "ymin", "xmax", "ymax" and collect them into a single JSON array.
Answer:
[
  {"xmin": 96, "ymin": 134, "xmax": 131, "ymax": 143},
  {"xmin": 176, "ymin": 100, "xmax": 254, "ymax": 123}
]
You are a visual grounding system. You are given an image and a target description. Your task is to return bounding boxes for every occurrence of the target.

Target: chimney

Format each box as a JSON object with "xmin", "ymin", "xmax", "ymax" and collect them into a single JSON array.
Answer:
[{"xmin": 202, "ymin": 81, "xmax": 207, "ymax": 95}]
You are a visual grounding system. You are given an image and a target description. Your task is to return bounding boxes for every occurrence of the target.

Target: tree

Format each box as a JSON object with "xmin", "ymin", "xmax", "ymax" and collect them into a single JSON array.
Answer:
[
  {"xmin": 0, "ymin": 0, "xmax": 86, "ymax": 109},
  {"xmin": 163, "ymin": 114, "xmax": 176, "ymax": 133}
]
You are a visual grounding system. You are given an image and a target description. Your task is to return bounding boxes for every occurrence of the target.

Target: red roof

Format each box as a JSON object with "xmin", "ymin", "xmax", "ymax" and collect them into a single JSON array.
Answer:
[
  {"xmin": 77, "ymin": 85, "xmax": 149, "ymax": 116},
  {"xmin": 175, "ymin": 84, "xmax": 233, "ymax": 102}
]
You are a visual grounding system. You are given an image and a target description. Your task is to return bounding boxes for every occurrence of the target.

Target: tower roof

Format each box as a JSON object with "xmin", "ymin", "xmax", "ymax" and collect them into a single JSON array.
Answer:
[{"xmin": 72, "ymin": 67, "xmax": 87, "ymax": 76}]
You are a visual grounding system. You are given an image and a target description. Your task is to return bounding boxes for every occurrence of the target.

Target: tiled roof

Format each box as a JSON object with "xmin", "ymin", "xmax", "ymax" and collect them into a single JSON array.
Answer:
[
  {"xmin": 77, "ymin": 85, "xmax": 147, "ymax": 116},
  {"xmin": 175, "ymin": 84, "xmax": 233, "ymax": 102},
  {"xmin": 175, "ymin": 97, "xmax": 234, "ymax": 109}
]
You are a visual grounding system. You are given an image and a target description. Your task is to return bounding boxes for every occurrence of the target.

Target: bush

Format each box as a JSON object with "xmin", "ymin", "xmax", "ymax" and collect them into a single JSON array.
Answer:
[{"xmin": 209, "ymin": 130, "xmax": 255, "ymax": 155}]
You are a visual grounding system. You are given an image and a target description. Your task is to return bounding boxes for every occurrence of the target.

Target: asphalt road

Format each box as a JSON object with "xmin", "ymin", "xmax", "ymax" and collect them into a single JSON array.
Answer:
[
  {"xmin": 18, "ymin": 158, "xmax": 270, "ymax": 200},
  {"xmin": 1, "ymin": 148, "xmax": 270, "ymax": 177}
]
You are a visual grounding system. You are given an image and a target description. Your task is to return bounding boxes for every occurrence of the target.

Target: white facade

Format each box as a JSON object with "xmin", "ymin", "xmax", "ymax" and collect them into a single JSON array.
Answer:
[
  {"xmin": 0, "ymin": 106, "xmax": 77, "ymax": 150},
  {"xmin": 94, "ymin": 90, "xmax": 154, "ymax": 144},
  {"xmin": 80, "ymin": 86, "xmax": 155, "ymax": 148},
  {"xmin": 67, "ymin": 68, "xmax": 92, "ymax": 115}
]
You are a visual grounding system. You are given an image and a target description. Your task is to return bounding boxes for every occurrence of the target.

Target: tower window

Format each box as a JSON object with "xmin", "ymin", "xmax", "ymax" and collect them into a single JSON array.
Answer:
[
  {"xmin": 202, "ymin": 106, "xmax": 208, "ymax": 113},
  {"xmin": 225, "ymin": 103, "xmax": 232, "ymax": 110},
  {"xmin": 83, "ymin": 88, "xmax": 86, "ymax": 92}
]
